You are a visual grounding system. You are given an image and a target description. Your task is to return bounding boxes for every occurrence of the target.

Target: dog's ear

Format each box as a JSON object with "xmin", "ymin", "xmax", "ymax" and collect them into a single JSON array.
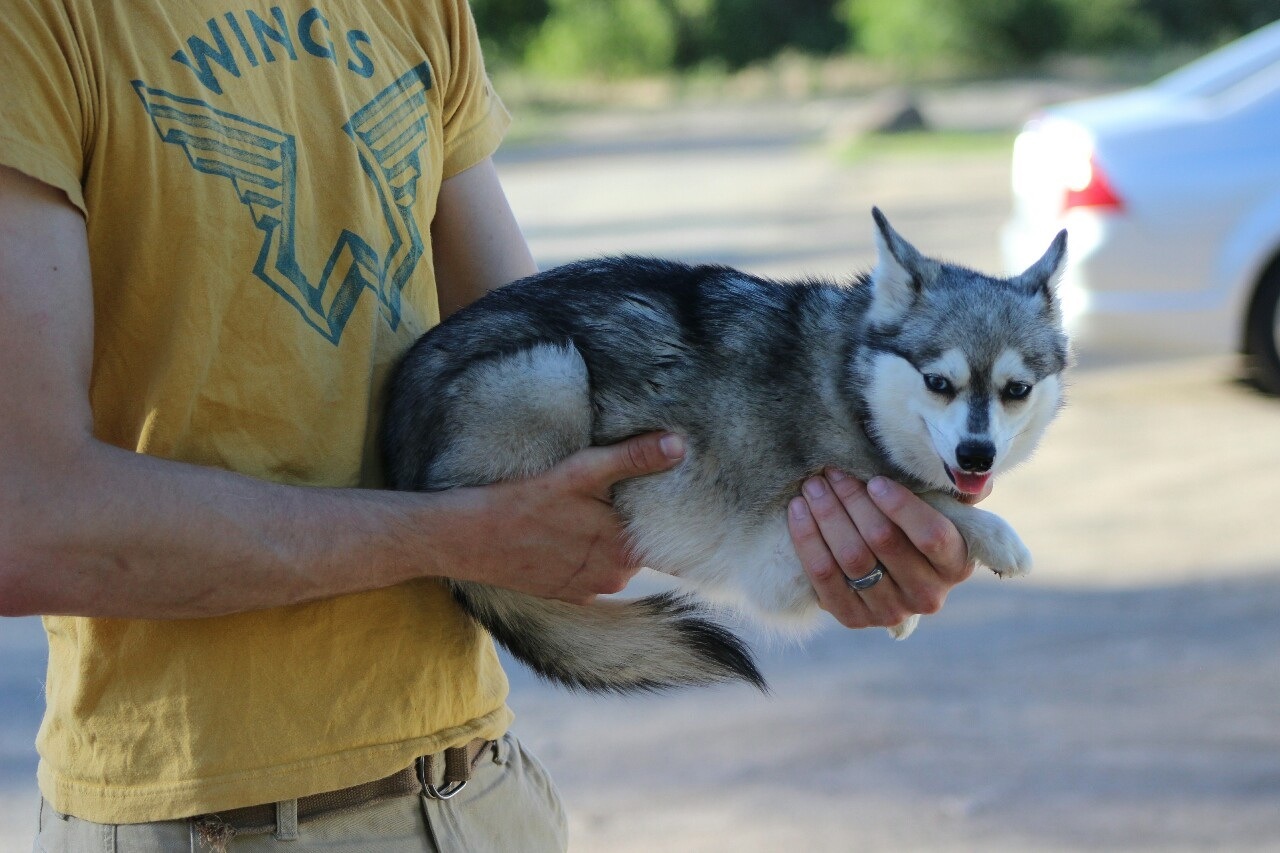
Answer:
[
  {"xmin": 868, "ymin": 207, "xmax": 937, "ymax": 324},
  {"xmin": 1014, "ymin": 229, "xmax": 1068, "ymax": 311}
]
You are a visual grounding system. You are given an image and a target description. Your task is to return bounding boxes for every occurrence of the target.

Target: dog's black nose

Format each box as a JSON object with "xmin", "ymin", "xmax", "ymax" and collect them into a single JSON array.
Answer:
[{"xmin": 955, "ymin": 440, "xmax": 995, "ymax": 473}]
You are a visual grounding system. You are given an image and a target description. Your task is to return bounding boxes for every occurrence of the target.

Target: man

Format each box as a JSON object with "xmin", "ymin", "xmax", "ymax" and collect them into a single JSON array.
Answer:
[{"xmin": 0, "ymin": 0, "xmax": 975, "ymax": 848}]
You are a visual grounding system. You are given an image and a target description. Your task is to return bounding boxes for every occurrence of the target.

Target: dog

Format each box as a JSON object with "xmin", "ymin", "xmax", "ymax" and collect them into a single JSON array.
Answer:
[{"xmin": 382, "ymin": 208, "xmax": 1068, "ymax": 694}]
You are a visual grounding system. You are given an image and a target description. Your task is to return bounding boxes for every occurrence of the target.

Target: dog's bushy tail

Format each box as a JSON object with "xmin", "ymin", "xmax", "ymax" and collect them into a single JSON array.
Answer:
[{"xmin": 449, "ymin": 580, "xmax": 766, "ymax": 693}]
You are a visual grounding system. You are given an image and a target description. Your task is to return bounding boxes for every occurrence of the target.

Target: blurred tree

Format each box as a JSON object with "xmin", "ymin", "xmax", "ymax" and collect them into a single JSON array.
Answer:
[
  {"xmin": 1138, "ymin": 0, "xmax": 1280, "ymax": 42},
  {"xmin": 1062, "ymin": 0, "xmax": 1160, "ymax": 51},
  {"xmin": 672, "ymin": 0, "xmax": 848, "ymax": 69},
  {"xmin": 472, "ymin": 0, "xmax": 1277, "ymax": 78},
  {"xmin": 844, "ymin": 0, "xmax": 1072, "ymax": 71},
  {"xmin": 524, "ymin": 0, "xmax": 679, "ymax": 77},
  {"xmin": 841, "ymin": 0, "xmax": 1275, "ymax": 70},
  {"xmin": 518, "ymin": 0, "xmax": 846, "ymax": 77},
  {"xmin": 471, "ymin": 0, "xmax": 550, "ymax": 68}
]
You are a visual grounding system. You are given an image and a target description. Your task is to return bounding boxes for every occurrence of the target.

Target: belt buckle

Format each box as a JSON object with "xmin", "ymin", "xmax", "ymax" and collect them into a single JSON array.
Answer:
[{"xmin": 415, "ymin": 754, "xmax": 467, "ymax": 800}]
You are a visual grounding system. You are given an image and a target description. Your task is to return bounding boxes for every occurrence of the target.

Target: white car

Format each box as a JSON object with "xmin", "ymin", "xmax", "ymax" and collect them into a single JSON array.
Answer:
[{"xmin": 1002, "ymin": 20, "xmax": 1280, "ymax": 393}]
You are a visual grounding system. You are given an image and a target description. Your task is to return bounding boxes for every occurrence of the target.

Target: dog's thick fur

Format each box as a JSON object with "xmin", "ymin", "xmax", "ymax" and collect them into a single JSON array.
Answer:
[{"xmin": 382, "ymin": 209, "xmax": 1069, "ymax": 693}]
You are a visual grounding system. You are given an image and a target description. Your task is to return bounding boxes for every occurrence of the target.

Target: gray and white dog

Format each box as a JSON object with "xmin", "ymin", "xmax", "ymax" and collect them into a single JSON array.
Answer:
[{"xmin": 383, "ymin": 209, "xmax": 1068, "ymax": 694}]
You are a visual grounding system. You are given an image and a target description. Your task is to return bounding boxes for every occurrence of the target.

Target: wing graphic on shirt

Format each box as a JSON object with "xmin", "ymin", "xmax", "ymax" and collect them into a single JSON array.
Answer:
[
  {"xmin": 342, "ymin": 63, "xmax": 434, "ymax": 330},
  {"xmin": 131, "ymin": 63, "xmax": 433, "ymax": 344}
]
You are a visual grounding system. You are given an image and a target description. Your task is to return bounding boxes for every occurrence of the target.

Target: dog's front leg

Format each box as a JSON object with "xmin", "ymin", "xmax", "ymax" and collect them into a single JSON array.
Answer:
[{"xmin": 918, "ymin": 493, "xmax": 1033, "ymax": 579}]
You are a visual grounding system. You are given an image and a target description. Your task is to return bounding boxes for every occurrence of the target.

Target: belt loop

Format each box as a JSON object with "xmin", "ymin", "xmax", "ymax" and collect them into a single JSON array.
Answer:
[
  {"xmin": 274, "ymin": 799, "xmax": 299, "ymax": 841},
  {"xmin": 416, "ymin": 749, "xmax": 469, "ymax": 800}
]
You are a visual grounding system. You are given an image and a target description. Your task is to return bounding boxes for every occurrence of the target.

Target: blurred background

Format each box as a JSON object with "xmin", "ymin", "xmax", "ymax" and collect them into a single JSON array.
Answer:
[{"xmin": 4, "ymin": 1, "xmax": 1280, "ymax": 849}]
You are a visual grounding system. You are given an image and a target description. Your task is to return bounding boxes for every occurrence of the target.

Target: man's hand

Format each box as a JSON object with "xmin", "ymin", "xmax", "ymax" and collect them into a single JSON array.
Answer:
[
  {"xmin": 786, "ymin": 469, "xmax": 975, "ymax": 629},
  {"xmin": 429, "ymin": 432, "xmax": 686, "ymax": 605}
]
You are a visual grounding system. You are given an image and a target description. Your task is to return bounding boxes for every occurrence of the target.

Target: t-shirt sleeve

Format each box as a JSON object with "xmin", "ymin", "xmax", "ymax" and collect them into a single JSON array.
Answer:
[
  {"xmin": 0, "ymin": 0, "xmax": 92, "ymax": 214},
  {"xmin": 437, "ymin": 0, "xmax": 511, "ymax": 179}
]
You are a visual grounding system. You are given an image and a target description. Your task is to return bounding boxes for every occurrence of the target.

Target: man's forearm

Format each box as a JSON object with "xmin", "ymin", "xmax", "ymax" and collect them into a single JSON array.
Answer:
[
  {"xmin": 0, "ymin": 437, "xmax": 463, "ymax": 619},
  {"xmin": 0, "ymin": 429, "xmax": 689, "ymax": 619}
]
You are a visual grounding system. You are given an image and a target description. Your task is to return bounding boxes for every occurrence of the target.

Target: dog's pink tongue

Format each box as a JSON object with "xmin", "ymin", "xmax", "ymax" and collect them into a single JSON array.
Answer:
[{"xmin": 952, "ymin": 471, "xmax": 991, "ymax": 496}]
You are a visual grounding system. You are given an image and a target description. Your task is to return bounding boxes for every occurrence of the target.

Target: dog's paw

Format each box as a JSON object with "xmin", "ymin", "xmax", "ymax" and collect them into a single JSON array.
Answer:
[
  {"xmin": 886, "ymin": 614, "xmax": 920, "ymax": 640},
  {"xmin": 977, "ymin": 528, "xmax": 1033, "ymax": 578},
  {"xmin": 963, "ymin": 512, "xmax": 1033, "ymax": 578},
  {"xmin": 920, "ymin": 499, "xmax": 1034, "ymax": 580}
]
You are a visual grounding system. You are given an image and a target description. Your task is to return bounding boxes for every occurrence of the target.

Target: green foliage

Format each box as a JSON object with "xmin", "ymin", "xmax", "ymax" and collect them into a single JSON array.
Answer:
[
  {"xmin": 479, "ymin": 0, "xmax": 847, "ymax": 78},
  {"xmin": 1139, "ymin": 0, "xmax": 1280, "ymax": 43},
  {"xmin": 842, "ymin": 0, "xmax": 1271, "ymax": 72},
  {"xmin": 843, "ymin": 0, "xmax": 1073, "ymax": 70},
  {"xmin": 1065, "ymin": 0, "xmax": 1160, "ymax": 52},
  {"xmin": 471, "ymin": 0, "xmax": 1280, "ymax": 79},
  {"xmin": 674, "ymin": 0, "xmax": 849, "ymax": 69},
  {"xmin": 524, "ymin": 0, "xmax": 679, "ymax": 77},
  {"xmin": 844, "ymin": 0, "xmax": 954, "ymax": 69},
  {"xmin": 470, "ymin": 0, "xmax": 550, "ymax": 68}
]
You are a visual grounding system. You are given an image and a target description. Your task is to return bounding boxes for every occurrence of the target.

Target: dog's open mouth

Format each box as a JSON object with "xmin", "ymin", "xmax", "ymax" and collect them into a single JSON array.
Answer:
[{"xmin": 943, "ymin": 463, "xmax": 991, "ymax": 496}]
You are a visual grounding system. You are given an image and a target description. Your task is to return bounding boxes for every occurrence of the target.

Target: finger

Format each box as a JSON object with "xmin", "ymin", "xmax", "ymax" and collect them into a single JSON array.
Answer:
[
  {"xmin": 798, "ymin": 474, "xmax": 914, "ymax": 627},
  {"xmin": 568, "ymin": 432, "xmax": 685, "ymax": 498},
  {"xmin": 822, "ymin": 471, "xmax": 941, "ymax": 621},
  {"xmin": 800, "ymin": 474, "xmax": 879, "ymax": 582},
  {"xmin": 865, "ymin": 476, "xmax": 972, "ymax": 585},
  {"xmin": 787, "ymin": 496, "xmax": 875, "ymax": 628}
]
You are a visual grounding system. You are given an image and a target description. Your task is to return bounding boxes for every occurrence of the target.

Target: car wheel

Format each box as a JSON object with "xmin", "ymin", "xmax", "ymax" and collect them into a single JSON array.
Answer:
[{"xmin": 1245, "ymin": 260, "xmax": 1280, "ymax": 395}]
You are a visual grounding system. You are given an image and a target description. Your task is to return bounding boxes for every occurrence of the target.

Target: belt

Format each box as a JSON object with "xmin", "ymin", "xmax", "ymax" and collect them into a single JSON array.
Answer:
[{"xmin": 195, "ymin": 738, "xmax": 492, "ymax": 837}]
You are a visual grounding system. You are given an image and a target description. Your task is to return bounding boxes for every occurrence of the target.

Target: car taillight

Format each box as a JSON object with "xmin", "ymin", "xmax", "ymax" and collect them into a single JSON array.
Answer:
[
  {"xmin": 1012, "ymin": 118, "xmax": 1123, "ymax": 218},
  {"xmin": 1063, "ymin": 154, "xmax": 1123, "ymax": 212}
]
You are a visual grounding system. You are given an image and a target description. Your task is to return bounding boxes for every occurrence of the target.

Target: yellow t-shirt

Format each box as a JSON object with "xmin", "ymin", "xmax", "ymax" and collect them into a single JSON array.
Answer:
[{"xmin": 0, "ymin": 0, "xmax": 514, "ymax": 823}]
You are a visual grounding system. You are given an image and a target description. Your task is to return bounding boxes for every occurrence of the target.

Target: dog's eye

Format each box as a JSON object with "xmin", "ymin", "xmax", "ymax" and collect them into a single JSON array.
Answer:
[
  {"xmin": 1003, "ymin": 381, "xmax": 1033, "ymax": 400},
  {"xmin": 922, "ymin": 374, "xmax": 954, "ymax": 396}
]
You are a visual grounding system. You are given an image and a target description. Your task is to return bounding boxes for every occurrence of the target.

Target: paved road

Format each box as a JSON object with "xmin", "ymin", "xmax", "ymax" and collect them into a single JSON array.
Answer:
[
  {"xmin": 3, "ymin": 96, "xmax": 1278, "ymax": 850},
  {"xmin": 493, "ymin": 100, "xmax": 1280, "ymax": 852}
]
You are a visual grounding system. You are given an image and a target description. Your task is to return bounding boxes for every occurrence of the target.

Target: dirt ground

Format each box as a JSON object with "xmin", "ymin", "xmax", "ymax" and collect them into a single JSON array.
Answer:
[{"xmin": 2, "ymin": 89, "xmax": 1278, "ymax": 851}]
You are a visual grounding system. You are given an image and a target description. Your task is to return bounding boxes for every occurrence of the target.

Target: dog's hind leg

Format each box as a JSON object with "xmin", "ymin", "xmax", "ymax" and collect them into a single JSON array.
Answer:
[
  {"xmin": 427, "ymin": 342, "xmax": 594, "ymax": 488},
  {"xmin": 419, "ymin": 343, "xmax": 764, "ymax": 693}
]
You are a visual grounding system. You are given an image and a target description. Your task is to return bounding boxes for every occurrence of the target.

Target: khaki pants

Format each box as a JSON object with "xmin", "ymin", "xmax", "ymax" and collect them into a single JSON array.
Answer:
[{"xmin": 35, "ymin": 735, "xmax": 567, "ymax": 852}]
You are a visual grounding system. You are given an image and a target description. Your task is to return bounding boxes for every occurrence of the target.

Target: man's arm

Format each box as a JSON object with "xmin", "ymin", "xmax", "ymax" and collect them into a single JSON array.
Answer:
[
  {"xmin": 0, "ymin": 155, "xmax": 972, "ymax": 628},
  {"xmin": 0, "ymin": 162, "xmax": 681, "ymax": 619},
  {"xmin": 432, "ymin": 157, "xmax": 537, "ymax": 317}
]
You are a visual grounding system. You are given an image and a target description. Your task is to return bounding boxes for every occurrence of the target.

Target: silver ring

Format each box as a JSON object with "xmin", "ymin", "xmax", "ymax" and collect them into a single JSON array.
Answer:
[{"xmin": 846, "ymin": 563, "xmax": 885, "ymax": 592}]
